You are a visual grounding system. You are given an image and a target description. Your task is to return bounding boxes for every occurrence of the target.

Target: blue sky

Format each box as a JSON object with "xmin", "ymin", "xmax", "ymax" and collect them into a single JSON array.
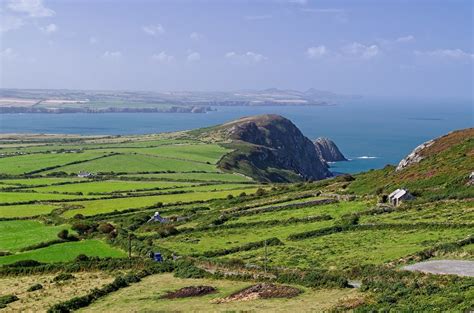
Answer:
[{"xmin": 0, "ymin": 0, "xmax": 473, "ymax": 98}]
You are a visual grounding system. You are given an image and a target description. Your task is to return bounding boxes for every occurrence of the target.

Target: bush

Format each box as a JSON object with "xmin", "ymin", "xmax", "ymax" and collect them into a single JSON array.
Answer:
[
  {"xmin": 98, "ymin": 223, "xmax": 115, "ymax": 234},
  {"xmin": 226, "ymin": 194, "xmax": 234, "ymax": 200},
  {"xmin": 174, "ymin": 260, "xmax": 208, "ymax": 279},
  {"xmin": 53, "ymin": 273, "xmax": 75, "ymax": 282},
  {"xmin": 27, "ymin": 284, "xmax": 43, "ymax": 292},
  {"xmin": 71, "ymin": 221, "xmax": 97, "ymax": 235},
  {"xmin": 7, "ymin": 260, "xmax": 43, "ymax": 267},
  {"xmin": 0, "ymin": 295, "xmax": 19, "ymax": 309},
  {"xmin": 255, "ymin": 188, "xmax": 266, "ymax": 196},
  {"xmin": 57, "ymin": 229, "xmax": 69, "ymax": 240}
]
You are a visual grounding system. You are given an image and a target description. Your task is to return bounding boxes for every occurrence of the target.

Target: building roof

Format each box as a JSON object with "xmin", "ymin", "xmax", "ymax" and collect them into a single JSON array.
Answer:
[{"xmin": 389, "ymin": 189, "xmax": 402, "ymax": 198}]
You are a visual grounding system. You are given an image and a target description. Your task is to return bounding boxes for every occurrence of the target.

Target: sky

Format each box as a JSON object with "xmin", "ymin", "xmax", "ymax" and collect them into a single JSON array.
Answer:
[{"xmin": 0, "ymin": 0, "xmax": 473, "ymax": 98}]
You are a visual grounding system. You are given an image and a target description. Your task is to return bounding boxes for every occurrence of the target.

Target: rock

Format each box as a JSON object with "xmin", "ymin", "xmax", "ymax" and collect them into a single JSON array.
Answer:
[
  {"xmin": 218, "ymin": 114, "xmax": 332, "ymax": 182},
  {"xmin": 314, "ymin": 137, "xmax": 347, "ymax": 162},
  {"xmin": 396, "ymin": 139, "xmax": 434, "ymax": 171}
]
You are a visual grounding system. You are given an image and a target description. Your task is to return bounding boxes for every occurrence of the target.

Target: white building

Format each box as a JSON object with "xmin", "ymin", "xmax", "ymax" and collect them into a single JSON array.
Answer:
[{"xmin": 388, "ymin": 188, "xmax": 414, "ymax": 206}]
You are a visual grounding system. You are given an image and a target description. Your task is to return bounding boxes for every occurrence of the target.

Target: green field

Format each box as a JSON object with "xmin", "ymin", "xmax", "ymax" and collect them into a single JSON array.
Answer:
[
  {"xmin": 45, "ymin": 153, "xmax": 219, "ymax": 174},
  {"xmin": 62, "ymin": 187, "xmax": 262, "ymax": 217},
  {"xmin": 0, "ymin": 203, "xmax": 60, "ymax": 218},
  {"xmin": 0, "ymin": 220, "xmax": 72, "ymax": 252},
  {"xmin": 25, "ymin": 180, "xmax": 198, "ymax": 194},
  {"xmin": 0, "ymin": 151, "xmax": 108, "ymax": 175},
  {"xmin": 0, "ymin": 240, "xmax": 126, "ymax": 265},
  {"xmin": 121, "ymin": 172, "xmax": 251, "ymax": 182}
]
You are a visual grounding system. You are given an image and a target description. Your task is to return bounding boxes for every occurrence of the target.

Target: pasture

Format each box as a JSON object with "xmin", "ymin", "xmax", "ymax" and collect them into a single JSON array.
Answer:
[{"xmin": 0, "ymin": 240, "xmax": 126, "ymax": 265}]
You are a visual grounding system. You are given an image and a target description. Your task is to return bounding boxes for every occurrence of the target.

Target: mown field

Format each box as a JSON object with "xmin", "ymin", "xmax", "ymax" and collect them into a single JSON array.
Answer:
[{"xmin": 0, "ymin": 131, "xmax": 472, "ymax": 312}]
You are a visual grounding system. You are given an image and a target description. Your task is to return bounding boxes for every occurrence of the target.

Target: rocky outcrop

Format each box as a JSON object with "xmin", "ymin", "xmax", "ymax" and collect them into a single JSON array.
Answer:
[
  {"xmin": 396, "ymin": 128, "xmax": 474, "ymax": 171},
  {"xmin": 396, "ymin": 139, "xmax": 435, "ymax": 171},
  {"xmin": 217, "ymin": 114, "xmax": 332, "ymax": 182},
  {"xmin": 314, "ymin": 137, "xmax": 347, "ymax": 162}
]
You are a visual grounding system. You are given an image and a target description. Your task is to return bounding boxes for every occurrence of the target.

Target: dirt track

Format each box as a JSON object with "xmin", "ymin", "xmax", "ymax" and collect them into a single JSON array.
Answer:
[{"xmin": 402, "ymin": 260, "xmax": 474, "ymax": 277}]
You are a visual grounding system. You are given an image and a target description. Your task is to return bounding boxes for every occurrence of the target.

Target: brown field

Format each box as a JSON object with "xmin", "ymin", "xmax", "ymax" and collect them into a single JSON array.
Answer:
[{"xmin": 0, "ymin": 272, "xmax": 114, "ymax": 312}]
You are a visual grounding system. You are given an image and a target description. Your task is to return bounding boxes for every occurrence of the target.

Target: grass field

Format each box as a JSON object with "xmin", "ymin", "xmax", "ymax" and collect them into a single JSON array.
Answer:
[
  {"xmin": 0, "ymin": 204, "xmax": 60, "ymax": 218},
  {"xmin": 121, "ymin": 172, "xmax": 251, "ymax": 182},
  {"xmin": 0, "ymin": 272, "xmax": 114, "ymax": 312},
  {"xmin": 81, "ymin": 273, "xmax": 361, "ymax": 313},
  {"xmin": 0, "ymin": 151, "xmax": 108, "ymax": 175},
  {"xmin": 45, "ymin": 153, "xmax": 219, "ymax": 174},
  {"xmin": 0, "ymin": 192, "xmax": 84, "ymax": 204},
  {"xmin": 62, "ymin": 187, "xmax": 262, "ymax": 217},
  {"xmin": 225, "ymin": 228, "xmax": 474, "ymax": 270},
  {"xmin": 25, "ymin": 180, "xmax": 198, "ymax": 194},
  {"xmin": 0, "ymin": 220, "xmax": 72, "ymax": 252},
  {"xmin": 0, "ymin": 240, "xmax": 126, "ymax": 265}
]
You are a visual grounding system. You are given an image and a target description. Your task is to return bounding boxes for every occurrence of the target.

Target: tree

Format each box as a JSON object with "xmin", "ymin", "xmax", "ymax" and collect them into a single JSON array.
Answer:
[{"xmin": 57, "ymin": 229, "xmax": 69, "ymax": 240}]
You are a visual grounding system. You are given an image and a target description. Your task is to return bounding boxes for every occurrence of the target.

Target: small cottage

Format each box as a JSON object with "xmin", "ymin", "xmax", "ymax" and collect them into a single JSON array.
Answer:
[
  {"xmin": 388, "ymin": 188, "xmax": 414, "ymax": 206},
  {"xmin": 147, "ymin": 211, "xmax": 169, "ymax": 223}
]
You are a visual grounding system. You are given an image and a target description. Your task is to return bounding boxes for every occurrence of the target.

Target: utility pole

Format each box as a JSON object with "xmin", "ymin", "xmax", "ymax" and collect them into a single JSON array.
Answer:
[
  {"xmin": 128, "ymin": 233, "xmax": 132, "ymax": 259},
  {"xmin": 264, "ymin": 239, "xmax": 267, "ymax": 274}
]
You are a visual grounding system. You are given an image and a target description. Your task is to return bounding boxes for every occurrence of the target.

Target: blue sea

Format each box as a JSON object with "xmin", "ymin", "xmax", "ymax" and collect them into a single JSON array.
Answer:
[{"xmin": 1, "ymin": 97, "xmax": 472, "ymax": 174}]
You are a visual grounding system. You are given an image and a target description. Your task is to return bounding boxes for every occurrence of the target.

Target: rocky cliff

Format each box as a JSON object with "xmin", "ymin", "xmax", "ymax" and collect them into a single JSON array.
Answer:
[
  {"xmin": 213, "ymin": 114, "xmax": 332, "ymax": 182},
  {"xmin": 314, "ymin": 137, "xmax": 347, "ymax": 162},
  {"xmin": 396, "ymin": 128, "xmax": 474, "ymax": 171}
]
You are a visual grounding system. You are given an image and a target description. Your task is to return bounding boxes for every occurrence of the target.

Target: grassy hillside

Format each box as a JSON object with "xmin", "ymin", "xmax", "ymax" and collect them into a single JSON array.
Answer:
[
  {"xmin": 0, "ymin": 125, "xmax": 472, "ymax": 312},
  {"xmin": 347, "ymin": 128, "xmax": 473, "ymax": 200}
]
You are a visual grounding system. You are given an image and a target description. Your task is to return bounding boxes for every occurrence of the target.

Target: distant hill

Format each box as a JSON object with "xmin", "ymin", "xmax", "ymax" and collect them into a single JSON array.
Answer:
[
  {"xmin": 347, "ymin": 128, "xmax": 474, "ymax": 200},
  {"xmin": 191, "ymin": 114, "xmax": 333, "ymax": 182},
  {"xmin": 0, "ymin": 88, "xmax": 359, "ymax": 114}
]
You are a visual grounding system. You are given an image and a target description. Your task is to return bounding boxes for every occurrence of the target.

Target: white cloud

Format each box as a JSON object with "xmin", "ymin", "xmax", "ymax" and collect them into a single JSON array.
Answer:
[
  {"xmin": 244, "ymin": 15, "xmax": 272, "ymax": 20},
  {"xmin": 343, "ymin": 42, "xmax": 379, "ymax": 59},
  {"xmin": 187, "ymin": 52, "xmax": 201, "ymax": 62},
  {"xmin": 40, "ymin": 23, "xmax": 57, "ymax": 34},
  {"xmin": 89, "ymin": 36, "xmax": 98, "ymax": 44},
  {"xmin": 8, "ymin": 0, "xmax": 55, "ymax": 17},
  {"xmin": 225, "ymin": 51, "xmax": 268, "ymax": 63},
  {"xmin": 190, "ymin": 32, "xmax": 203, "ymax": 41},
  {"xmin": 152, "ymin": 51, "xmax": 175, "ymax": 63},
  {"xmin": 0, "ymin": 15, "xmax": 24, "ymax": 32},
  {"xmin": 142, "ymin": 24, "xmax": 165, "ymax": 36},
  {"xmin": 0, "ymin": 48, "xmax": 17, "ymax": 59},
  {"xmin": 306, "ymin": 46, "xmax": 328, "ymax": 59},
  {"xmin": 395, "ymin": 35, "xmax": 415, "ymax": 43},
  {"xmin": 102, "ymin": 51, "xmax": 122, "ymax": 59},
  {"xmin": 414, "ymin": 49, "xmax": 474, "ymax": 60}
]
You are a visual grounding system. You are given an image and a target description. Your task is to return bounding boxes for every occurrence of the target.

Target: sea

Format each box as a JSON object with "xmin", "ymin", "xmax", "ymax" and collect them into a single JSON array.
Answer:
[{"xmin": 1, "ymin": 97, "xmax": 472, "ymax": 174}]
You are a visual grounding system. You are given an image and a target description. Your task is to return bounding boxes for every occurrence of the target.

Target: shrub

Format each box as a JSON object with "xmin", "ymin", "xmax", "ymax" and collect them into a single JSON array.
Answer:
[
  {"xmin": 255, "ymin": 188, "xmax": 266, "ymax": 196},
  {"xmin": 174, "ymin": 260, "xmax": 208, "ymax": 279},
  {"xmin": 0, "ymin": 295, "xmax": 19, "ymax": 309},
  {"xmin": 53, "ymin": 273, "xmax": 75, "ymax": 282},
  {"xmin": 226, "ymin": 194, "xmax": 234, "ymax": 200},
  {"xmin": 98, "ymin": 223, "xmax": 115, "ymax": 234},
  {"xmin": 7, "ymin": 260, "xmax": 43, "ymax": 267},
  {"xmin": 27, "ymin": 284, "xmax": 43, "ymax": 292},
  {"xmin": 71, "ymin": 221, "xmax": 97, "ymax": 235},
  {"xmin": 57, "ymin": 229, "xmax": 69, "ymax": 240}
]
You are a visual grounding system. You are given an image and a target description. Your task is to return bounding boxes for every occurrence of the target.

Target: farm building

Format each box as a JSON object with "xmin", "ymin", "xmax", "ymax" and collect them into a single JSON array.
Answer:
[
  {"xmin": 147, "ymin": 212, "xmax": 169, "ymax": 223},
  {"xmin": 77, "ymin": 171, "xmax": 93, "ymax": 178},
  {"xmin": 388, "ymin": 188, "xmax": 414, "ymax": 206}
]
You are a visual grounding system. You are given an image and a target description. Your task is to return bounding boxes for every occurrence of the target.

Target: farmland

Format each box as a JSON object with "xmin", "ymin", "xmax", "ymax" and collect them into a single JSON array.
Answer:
[{"xmin": 0, "ymin": 126, "xmax": 473, "ymax": 312}]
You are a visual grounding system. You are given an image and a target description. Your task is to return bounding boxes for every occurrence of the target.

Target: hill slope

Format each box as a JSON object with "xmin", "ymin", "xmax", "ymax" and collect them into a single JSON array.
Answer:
[{"xmin": 347, "ymin": 128, "xmax": 474, "ymax": 199}]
